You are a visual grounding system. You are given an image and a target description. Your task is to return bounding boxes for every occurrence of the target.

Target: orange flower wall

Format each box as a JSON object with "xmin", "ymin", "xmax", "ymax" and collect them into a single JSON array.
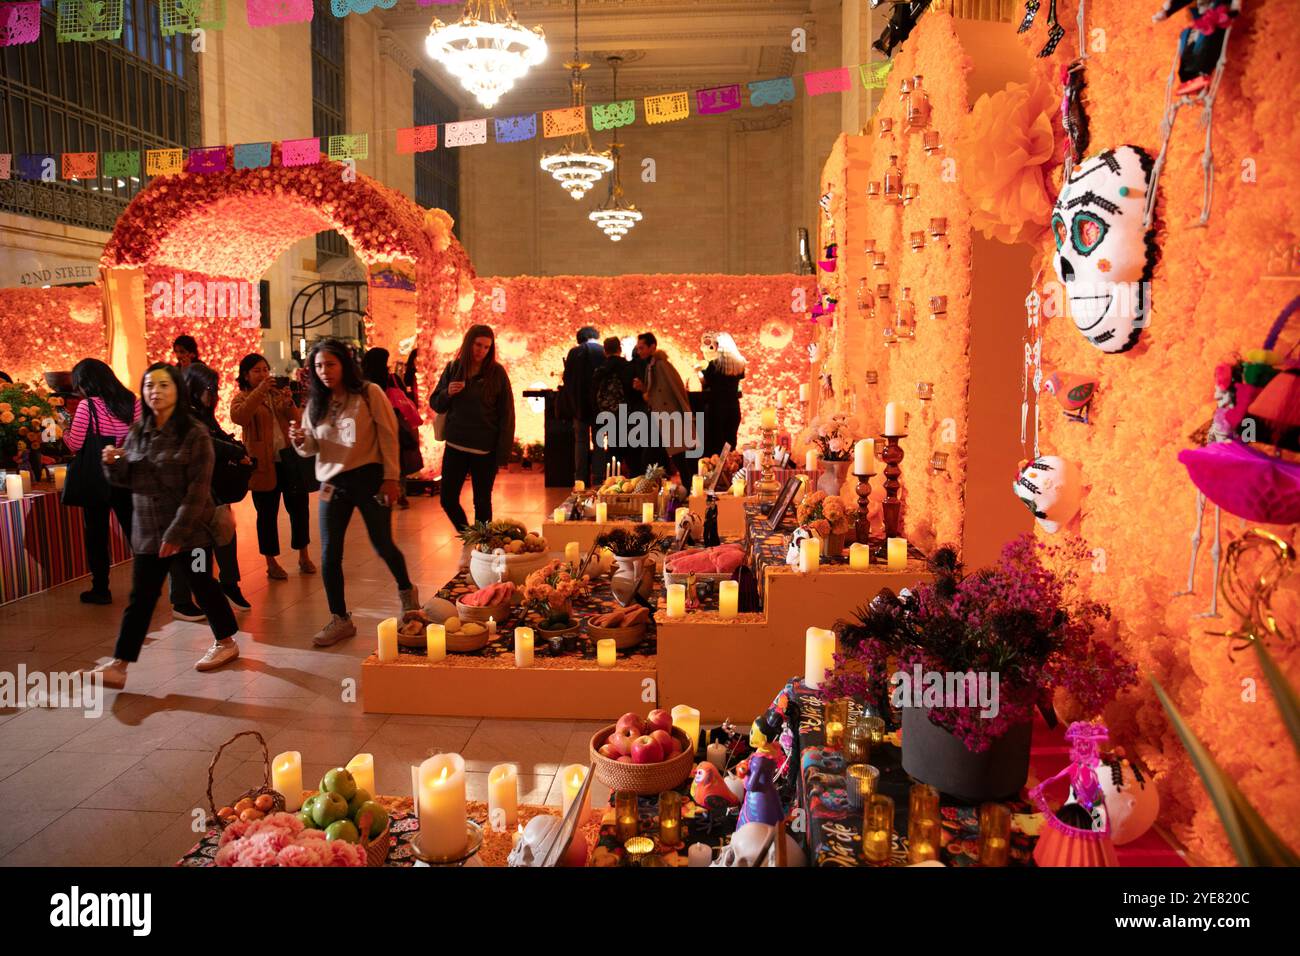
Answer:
[{"xmin": 0, "ymin": 286, "xmax": 107, "ymax": 387}]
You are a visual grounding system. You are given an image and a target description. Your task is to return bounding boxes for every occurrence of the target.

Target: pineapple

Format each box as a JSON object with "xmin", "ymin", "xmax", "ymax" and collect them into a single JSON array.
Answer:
[{"xmin": 633, "ymin": 465, "xmax": 666, "ymax": 494}]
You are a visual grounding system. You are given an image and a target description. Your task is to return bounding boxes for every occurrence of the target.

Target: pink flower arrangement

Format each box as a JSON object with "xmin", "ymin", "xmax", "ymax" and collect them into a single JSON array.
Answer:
[
  {"xmin": 214, "ymin": 812, "xmax": 365, "ymax": 867},
  {"xmin": 807, "ymin": 412, "xmax": 858, "ymax": 461}
]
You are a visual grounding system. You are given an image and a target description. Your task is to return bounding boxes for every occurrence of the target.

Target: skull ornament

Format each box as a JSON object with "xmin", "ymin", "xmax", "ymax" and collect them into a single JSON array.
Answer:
[
  {"xmin": 709, "ymin": 822, "xmax": 808, "ymax": 867},
  {"xmin": 1051, "ymin": 146, "xmax": 1156, "ymax": 354},
  {"xmin": 786, "ymin": 525, "xmax": 814, "ymax": 566},
  {"xmin": 1014, "ymin": 456, "xmax": 1081, "ymax": 533},
  {"xmin": 1099, "ymin": 757, "xmax": 1160, "ymax": 846},
  {"xmin": 506, "ymin": 814, "xmax": 561, "ymax": 867}
]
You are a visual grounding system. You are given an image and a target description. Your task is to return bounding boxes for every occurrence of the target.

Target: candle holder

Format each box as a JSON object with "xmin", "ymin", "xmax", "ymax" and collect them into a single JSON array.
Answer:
[
  {"xmin": 853, "ymin": 472, "xmax": 874, "ymax": 544},
  {"xmin": 903, "ymin": 182, "xmax": 920, "ymax": 205},
  {"xmin": 876, "ymin": 283, "xmax": 891, "ymax": 302},
  {"xmin": 864, "ymin": 370, "xmax": 879, "ymax": 386},
  {"xmin": 929, "ymin": 217, "xmax": 948, "ymax": 246},
  {"xmin": 909, "ymin": 230, "xmax": 926, "ymax": 252},
  {"xmin": 922, "ymin": 129, "xmax": 943, "ymax": 155},
  {"xmin": 623, "ymin": 835, "xmax": 656, "ymax": 866},
  {"xmin": 908, "ymin": 815, "xmax": 942, "ymax": 864},
  {"xmin": 880, "ymin": 433, "xmax": 906, "ymax": 540},
  {"xmin": 861, "ymin": 715, "xmax": 886, "ymax": 748},
  {"xmin": 879, "ymin": 116, "xmax": 894, "ymax": 138},
  {"xmin": 871, "ymin": 252, "xmax": 886, "ymax": 271},
  {"xmin": 846, "ymin": 763, "xmax": 879, "ymax": 810},
  {"xmin": 658, "ymin": 790, "xmax": 683, "ymax": 847},
  {"xmin": 929, "ymin": 294, "xmax": 947, "ymax": 319},
  {"xmin": 845, "ymin": 721, "xmax": 873, "ymax": 763},
  {"xmin": 615, "ymin": 791, "xmax": 639, "ymax": 841},
  {"xmin": 756, "ymin": 426, "xmax": 780, "ymax": 504},
  {"xmin": 866, "ymin": 181, "xmax": 881, "ymax": 200},
  {"xmin": 916, "ymin": 382, "xmax": 934, "ymax": 401},
  {"xmin": 824, "ymin": 698, "xmax": 849, "ymax": 748},
  {"xmin": 863, "ymin": 794, "xmax": 894, "ymax": 865},
  {"xmin": 410, "ymin": 820, "xmax": 485, "ymax": 867},
  {"xmin": 979, "ymin": 802, "xmax": 1012, "ymax": 867},
  {"xmin": 930, "ymin": 450, "xmax": 949, "ymax": 474}
]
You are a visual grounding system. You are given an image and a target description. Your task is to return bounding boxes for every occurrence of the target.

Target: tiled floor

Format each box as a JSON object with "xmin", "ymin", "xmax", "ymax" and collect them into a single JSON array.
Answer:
[{"xmin": 0, "ymin": 471, "xmax": 609, "ymax": 867}]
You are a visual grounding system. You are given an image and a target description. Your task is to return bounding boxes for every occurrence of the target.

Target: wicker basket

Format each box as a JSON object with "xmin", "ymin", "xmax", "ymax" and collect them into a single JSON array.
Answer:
[
  {"xmin": 663, "ymin": 568, "xmax": 734, "ymax": 586},
  {"xmin": 456, "ymin": 597, "xmax": 511, "ymax": 625},
  {"xmin": 207, "ymin": 731, "xmax": 286, "ymax": 830},
  {"xmin": 355, "ymin": 810, "xmax": 393, "ymax": 867},
  {"xmin": 598, "ymin": 491, "xmax": 660, "ymax": 517},
  {"xmin": 585, "ymin": 620, "xmax": 648, "ymax": 650},
  {"xmin": 589, "ymin": 725, "xmax": 694, "ymax": 795}
]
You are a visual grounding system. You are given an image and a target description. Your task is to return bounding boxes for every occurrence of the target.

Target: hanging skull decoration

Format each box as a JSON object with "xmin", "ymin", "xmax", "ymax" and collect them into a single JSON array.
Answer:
[
  {"xmin": 1051, "ymin": 146, "xmax": 1157, "ymax": 354},
  {"xmin": 1014, "ymin": 456, "xmax": 1081, "ymax": 534}
]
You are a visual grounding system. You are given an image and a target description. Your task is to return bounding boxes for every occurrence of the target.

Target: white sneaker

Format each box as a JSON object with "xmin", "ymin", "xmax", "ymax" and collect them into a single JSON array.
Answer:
[
  {"xmin": 313, "ymin": 614, "xmax": 357, "ymax": 647},
  {"xmin": 195, "ymin": 639, "xmax": 240, "ymax": 672}
]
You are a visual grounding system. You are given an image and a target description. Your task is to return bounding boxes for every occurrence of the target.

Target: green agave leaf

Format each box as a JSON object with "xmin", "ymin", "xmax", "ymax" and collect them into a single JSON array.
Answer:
[
  {"xmin": 1252, "ymin": 639, "xmax": 1300, "ymax": 762},
  {"xmin": 1151, "ymin": 676, "xmax": 1299, "ymax": 866}
]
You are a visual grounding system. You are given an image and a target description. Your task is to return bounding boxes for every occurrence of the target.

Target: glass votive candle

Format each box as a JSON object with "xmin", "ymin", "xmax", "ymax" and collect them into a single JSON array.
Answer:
[
  {"xmin": 658, "ymin": 790, "xmax": 682, "ymax": 847},
  {"xmin": 929, "ymin": 295, "xmax": 948, "ymax": 319},
  {"xmin": 909, "ymin": 230, "xmax": 926, "ymax": 252},
  {"xmin": 922, "ymin": 129, "xmax": 942, "ymax": 154},
  {"xmin": 624, "ymin": 835, "xmax": 654, "ymax": 865},
  {"xmin": 879, "ymin": 116, "xmax": 893, "ymax": 137},
  {"xmin": 910, "ymin": 783, "xmax": 940, "ymax": 823},
  {"xmin": 867, "ymin": 181, "xmax": 881, "ymax": 199},
  {"xmin": 979, "ymin": 802, "xmax": 1012, "ymax": 867},
  {"xmin": 876, "ymin": 283, "xmax": 891, "ymax": 301},
  {"xmin": 917, "ymin": 382, "xmax": 934, "ymax": 401},
  {"xmin": 845, "ymin": 763, "xmax": 879, "ymax": 810},
  {"xmin": 930, "ymin": 451, "xmax": 949, "ymax": 473},
  {"xmin": 908, "ymin": 814, "xmax": 942, "ymax": 864},
  {"xmin": 863, "ymin": 239, "xmax": 876, "ymax": 255},
  {"xmin": 864, "ymin": 370, "xmax": 879, "ymax": 385},
  {"xmin": 824, "ymin": 698, "xmax": 850, "ymax": 748},
  {"xmin": 844, "ymin": 721, "xmax": 872, "ymax": 762},
  {"xmin": 872, "ymin": 251, "xmax": 887, "ymax": 270},
  {"xmin": 861, "ymin": 716, "xmax": 886, "ymax": 748},
  {"xmin": 929, "ymin": 216, "xmax": 948, "ymax": 239},
  {"xmin": 903, "ymin": 182, "xmax": 920, "ymax": 204},
  {"xmin": 863, "ymin": 794, "xmax": 894, "ymax": 864},
  {"xmin": 615, "ymin": 791, "xmax": 639, "ymax": 841}
]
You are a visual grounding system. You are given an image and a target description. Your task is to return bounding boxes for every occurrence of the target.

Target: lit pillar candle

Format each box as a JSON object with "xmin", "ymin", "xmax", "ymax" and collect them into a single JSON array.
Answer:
[
  {"xmin": 553, "ymin": 507, "xmax": 566, "ymax": 523},
  {"xmin": 565, "ymin": 541, "xmax": 580, "ymax": 566},
  {"xmin": 804, "ymin": 627, "xmax": 837, "ymax": 691},
  {"xmin": 799, "ymin": 536, "xmax": 821, "ymax": 573},
  {"xmin": 417, "ymin": 753, "xmax": 467, "ymax": 860},
  {"xmin": 377, "ymin": 618, "xmax": 398, "ymax": 662},
  {"xmin": 854, "ymin": 439, "xmax": 876, "ymax": 475},
  {"xmin": 642, "ymin": 502, "xmax": 655, "ymax": 523},
  {"xmin": 487, "ymin": 764, "xmax": 518, "ymax": 831},
  {"xmin": 560, "ymin": 764, "xmax": 587, "ymax": 816},
  {"xmin": 574, "ymin": 480, "xmax": 585, "ymax": 493},
  {"xmin": 691, "ymin": 474, "xmax": 704, "ymax": 498},
  {"xmin": 595, "ymin": 501, "xmax": 608, "ymax": 523},
  {"xmin": 346, "ymin": 753, "xmax": 375, "ymax": 799},
  {"xmin": 426, "ymin": 623, "xmax": 446, "ymax": 662},
  {"xmin": 596, "ymin": 638, "xmax": 616, "ymax": 667},
  {"xmin": 799, "ymin": 383, "xmax": 809, "ymax": 403},
  {"xmin": 718, "ymin": 580, "xmax": 739, "ymax": 618},
  {"xmin": 52, "ymin": 465, "xmax": 67, "ymax": 492},
  {"xmin": 514, "ymin": 627, "xmax": 534, "ymax": 667},
  {"xmin": 271, "ymin": 750, "xmax": 303, "ymax": 812},
  {"xmin": 707, "ymin": 742, "xmax": 727, "ymax": 772},
  {"xmin": 850, "ymin": 542, "xmax": 871, "ymax": 569},
  {"xmin": 887, "ymin": 537, "xmax": 907, "ymax": 571},
  {"xmin": 731, "ymin": 477, "xmax": 746, "ymax": 498},
  {"xmin": 689, "ymin": 842, "xmax": 713, "ymax": 866},
  {"xmin": 20, "ymin": 470, "xmax": 31, "ymax": 494},
  {"xmin": 761, "ymin": 407, "xmax": 776, "ymax": 430},
  {"xmin": 884, "ymin": 401, "xmax": 902, "ymax": 436},
  {"xmin": 666, "ymin": 583, "xmax": 686, "ymax": 618},
  {"xmin": 5, "ymin": 475, "xmax": 22, "ymax": 501},
  {"xmin": 806, "ymin": 448, "xmax": 821, "ymax": 473},
  {"xmin": 670, "ymin": 705, "xmax": 700, "ymax": 755}
]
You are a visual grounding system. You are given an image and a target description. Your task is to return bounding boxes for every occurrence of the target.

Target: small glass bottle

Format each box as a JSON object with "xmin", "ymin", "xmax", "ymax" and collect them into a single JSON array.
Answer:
[
  {"xmin": 883, "ymin": 155, "xmax": 904, "ymax": 205},
  {"xmin": 907, "ymin": 75, "xmax": 931, "ymax": 130},
  {"xmin": 897, "ymin": 287, "xmax": 917, "ymax": 339},
  {"xmin": 897, "ymin": 76, "xmax": 912, "ymax": 121},
  {"xmin": 856, "ymin": 277, "xmax": 874, "ymax": 315}
]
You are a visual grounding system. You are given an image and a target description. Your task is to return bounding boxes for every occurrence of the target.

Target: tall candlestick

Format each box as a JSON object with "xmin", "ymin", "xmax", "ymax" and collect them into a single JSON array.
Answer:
[
  {"xmin": 346, "ymin": 753, "xmax": 375, "ymax": 798},
  {"xmin": 426, "ymin": 623, "xmax": 446, "ymax": 662},
  {"xmin": 799, "ymin": 536, "xmax": 821, "ymax": 573},
  {"xmin": 487, "ymin": 764, "xmax": 519, "ymax": 831},
  {"xmin": 718, "ymin": 580, "xmax": 739, "ymax": 618},
  {"xmin": 595, "ymin": 502, "xmax": 608, "ymax": 523},
  {"xmin": 804, "ymin": 627, "xmax": 836, "ymax": 690},
  {"xmin": 854, "ymin": 472, "xmax": 873, "ymax": 545},
  {"xmin": 887, "ymin": 537, "xmax": 908, "ymax": 571},
  {"xmin": 880, "ymin": 435, "xmax": 906, "ymax": 539},
  {"xmin": 596, "ymin": 638, "xmax": 616, "ymax": 667},
  {"xmin": 417, "ymin": 753, "xmax": 467, "ymax": 860},
  {"xmin": 560, "ymin": 764, "xmax": 587, "ymax": 816},
  {"xmin": 670, "ymin": 705, "xmax": 700, "ymax": 755},
  {"xmin": 514, "ymin": 627, "xmax": 534, "ymax": 667},
  {"xmin": 854, "ymin": 439, "xmax": 876, "ymax": 475},
  {"xmin": 666, "ymin": 583, "xmax": 686, "ymax": 618},
  {"xmin": 271, "ymin": 751, "xmax": 303, "ymax": 812},
  {"xmin": 884, "ymin": 402, "xmax": 902, "ymax": 437},
  {"xmin": 377, "ymin": 618, "xmax": 398, "ymax": 662}
]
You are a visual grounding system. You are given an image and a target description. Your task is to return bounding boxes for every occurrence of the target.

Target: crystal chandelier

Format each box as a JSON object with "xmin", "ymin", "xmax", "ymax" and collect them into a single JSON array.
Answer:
[
  {"xmin": 589, "ymin": 57, "xmax": 643, "ymax": 240},
  {"xmin": 425, "ymin": 1, "xmax": 547, "ymax": 110},
  {"xmin": 539, "ymin": 0, "xmax": 612, "ymax": 200}
]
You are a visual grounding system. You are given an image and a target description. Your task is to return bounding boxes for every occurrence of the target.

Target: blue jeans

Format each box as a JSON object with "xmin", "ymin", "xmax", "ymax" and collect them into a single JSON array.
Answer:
[{"xmin": 319, "ymin": 463, "xmax": 411, "ymax": 616}]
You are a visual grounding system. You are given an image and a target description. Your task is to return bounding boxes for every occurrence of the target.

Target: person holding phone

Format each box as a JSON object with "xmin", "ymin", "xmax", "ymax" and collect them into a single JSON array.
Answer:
[{"xmin": 290, "ymin": 339, "xmax": 418, "ymax": 647}]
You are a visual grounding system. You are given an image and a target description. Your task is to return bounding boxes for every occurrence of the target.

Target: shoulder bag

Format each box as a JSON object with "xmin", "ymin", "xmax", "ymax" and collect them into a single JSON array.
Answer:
[{"xmin": 61, "ymin": 400, "xmax": 113, "ymax": 508}]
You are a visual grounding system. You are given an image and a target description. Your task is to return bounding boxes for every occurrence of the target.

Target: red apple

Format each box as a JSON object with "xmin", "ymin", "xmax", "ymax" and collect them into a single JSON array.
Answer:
[
  {"xmin": 649, "ymin": 729, "xmax": 674, "ymax": 757},
  {"xmin": 611, "ymin": 725, "xmax": 639, "ymax": 756},
  {"xmin": 663, "ymin": 737, "xmax": 682, "ymax": 758},
  {"xmin": 598, "ymin": 744, "xmax": 620, "ymax": 760},
  {"xmin": 631, "ymin": 735, "xmax": 664, "ymax": 764},
  {"xmin": 615, "ymin": 712, "xmax": 644, "ymax": 736},
  {"xmin": 617, "ymin": 756, "xmax": 635, "ymax": 764},
  {"xmin": 645, "ymin": 709, "xmax": 673, "ymax": 735}
]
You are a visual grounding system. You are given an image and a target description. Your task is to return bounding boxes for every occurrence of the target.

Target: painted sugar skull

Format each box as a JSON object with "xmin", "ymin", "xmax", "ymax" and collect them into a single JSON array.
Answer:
[
  {"xmin": 1051, "ymin": 146, "xmax": 1156, "ymax": 354},
  {"xmin": 1013, "ymin": 456, "xmax": 1081, "ymax": 534},
  {"xmin": 1099, "ymin": 755, "xmax": 1160, "ymax": 846}
]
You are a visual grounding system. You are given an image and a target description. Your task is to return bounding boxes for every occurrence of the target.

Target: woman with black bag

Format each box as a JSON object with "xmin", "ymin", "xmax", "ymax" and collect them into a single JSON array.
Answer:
[
  {"xmin": 232, "ymin": 353, "xmax": 315, "ymax": 580},
  {"xmin": 64, "ymin": 359, "xmax": 141, "ymax": 605},
  {"xmin": 362, "ymin": 347, "xmax": 424, "ymax": 510}
]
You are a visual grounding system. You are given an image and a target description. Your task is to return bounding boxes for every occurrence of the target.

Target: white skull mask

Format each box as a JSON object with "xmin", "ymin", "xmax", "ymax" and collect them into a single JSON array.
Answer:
[
  {"xmin": 1013, "ymin": 456, "xmax": 1081, "ymax": 534},
  {"xmin": 1052, "ymin": 146, "xmax": 1155, "ymax": 354}
]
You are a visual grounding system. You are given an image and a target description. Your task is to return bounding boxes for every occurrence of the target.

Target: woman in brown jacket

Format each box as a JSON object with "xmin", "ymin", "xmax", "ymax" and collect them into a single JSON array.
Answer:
[{"xmin": 232, "ymin": 353, "xmax": 315, "ymax": 580}]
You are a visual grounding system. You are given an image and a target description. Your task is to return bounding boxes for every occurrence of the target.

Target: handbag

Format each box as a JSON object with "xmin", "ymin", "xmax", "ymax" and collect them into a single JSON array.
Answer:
[
  {"xmin": 278, "ymin": 446, "xmax": 318, "ymax": 495},
  {"xmin": 61, "ymin": 399, "xmax": 113, "ymax": 508},
  {"xmin": 210, "ymin": 432, "xmax": 254, "ymax": 505},
  {"xmin": 210, "ymin": 503, "xmax": 236, "ymax": 547}
]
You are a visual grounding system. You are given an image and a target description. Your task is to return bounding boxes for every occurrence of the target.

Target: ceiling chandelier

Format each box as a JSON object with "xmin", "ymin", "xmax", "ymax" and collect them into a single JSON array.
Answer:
[
  {"xmin": 539, "ymin": 0, "xmax": 613, "ymax": 200},
  {"xmin": 589, "ymin": 56, "xmax": 643, "ymax": 241},
  {"xmin": 425, "ymin": 1, "xmax": 547, "ymax": 110}
]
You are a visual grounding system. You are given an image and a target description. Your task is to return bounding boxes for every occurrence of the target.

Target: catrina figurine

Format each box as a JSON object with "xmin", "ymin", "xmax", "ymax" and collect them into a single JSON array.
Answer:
[{"xmin": 703, "ymin": 500, "xmax": 721, "ymax": 547}]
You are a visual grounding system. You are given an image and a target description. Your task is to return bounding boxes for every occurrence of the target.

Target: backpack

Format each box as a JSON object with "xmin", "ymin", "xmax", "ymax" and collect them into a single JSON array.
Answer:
[{"xmin": 593, "ymin": 364, "xmax": 625, "ymax": 417}]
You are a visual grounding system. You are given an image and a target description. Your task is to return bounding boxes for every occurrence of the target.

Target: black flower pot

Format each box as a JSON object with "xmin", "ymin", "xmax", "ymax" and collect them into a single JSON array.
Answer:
[{"xmin": 901, "ymin": 706, "xmax": 1032, "ymax": 802}]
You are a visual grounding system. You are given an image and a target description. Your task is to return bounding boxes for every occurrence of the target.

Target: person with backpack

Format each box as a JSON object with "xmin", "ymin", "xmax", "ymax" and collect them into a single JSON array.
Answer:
[
  {"xmin": 362, "ymin": 347, "xmax": 423, "ymax": 510},
  {"xmin": 590, "ymin": 337, "xmax": 629, "ymax": 479},
  {"xmin": 561, "ymin": 326, "xmax": 605, "ymax": 487}
]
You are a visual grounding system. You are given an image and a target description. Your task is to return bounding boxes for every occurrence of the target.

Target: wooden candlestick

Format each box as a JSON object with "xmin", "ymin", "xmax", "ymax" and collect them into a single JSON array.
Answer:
[
  {"xmin": 756, "ymin": 426, "xmax": 780, "ymax": 503},
  {"xmin": 880, "ymin": 435, "xmax": 906, "ymax": 540},
  {"xmin": 854, "ymin": 474, "xmax": 873, "ymax": 544}
]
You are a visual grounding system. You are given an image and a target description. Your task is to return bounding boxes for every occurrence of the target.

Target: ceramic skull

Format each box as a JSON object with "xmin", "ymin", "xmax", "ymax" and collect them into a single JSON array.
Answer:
[
  {"xmin": 1099, "ymin": 758, "xmax": 1160, "ymax": 846},
  {"xmin": 506, "ymin": 814, "xmax": 561, "ymax": 867},
  {"xmin": 1051, "ymin": 146, "xmax": 1156, "ymax": 354},
  {"xmin": 710, "ymin": 822, "xmax": 807, "ymax": 867},
  {"xmin": 1013, "ymin": 456, "xmax": 1081, "ymax": 533},
  {"xmin": 786, "ymin": 525, "xmax": 814, "ymax": 566}
]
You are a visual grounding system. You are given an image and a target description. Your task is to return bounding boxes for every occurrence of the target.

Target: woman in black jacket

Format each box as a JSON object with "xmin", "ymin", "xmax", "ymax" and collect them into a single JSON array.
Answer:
[{"xmin": 430, "ymin": 325, "xmax": 515, "ymax": 563}]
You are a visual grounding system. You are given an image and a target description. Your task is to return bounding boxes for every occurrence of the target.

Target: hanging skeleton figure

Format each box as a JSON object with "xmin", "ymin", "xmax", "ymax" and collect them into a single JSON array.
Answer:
[
  {"xmin": 1147, "ymin": 0, "xmax": 1243, "ymax": 227},
  {"xmin": 870, "ymin": 0, "xmax": 931, "ymax": 57},
  {"xmin": 1018, "ymin": 0, "xmax": 1069, "ymax": 58}
]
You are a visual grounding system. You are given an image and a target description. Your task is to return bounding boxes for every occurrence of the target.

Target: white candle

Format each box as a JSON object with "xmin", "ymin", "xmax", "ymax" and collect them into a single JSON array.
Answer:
[
  {"xmin": 731, "ymin": 477, "xmax": 745, "ymax": 498},
  {"xmin": 553, "ymin": 507, "xmax": 566, "ymax": 523},
  {"xmin": 799, "ymin": 536, "xmax": 821, "ymax": 573},
  {"xmin": 487, "ymin": 617, "xmax": 497, "ymax": 636},
  {"xmin": 574, "ymin": 480, "xmax": 585, "ymax": 492},
  {"xmin": 597, "ymin": 638, "xmax": 616, "ymax": 667},
  {"xmin": 671, "ymin": 705, "xmax": 700, "ymax": 754},
  {"xmin": 666, "ymin": 583, "xmax": 686, "ymax": 618},
  {"xmin": 565, "ymin": 541, "xmax": 580, "ymax": 566},
  {"xmin": 718, "ymin": 580, "xmax": 739, "ymax": 618},
  {"xmin": 799, "ymin": 383, "xmax": 809, "ymax": 403},
  {"xmin": 52, "ymin": 464, "xmax": 67, "ymax": 492},
  {"xmin": 761, "ymin": 407, "xmax": 777, "ymax": 430},
  {"xmin": 688, "ymin": 843, "xmax": 713, "ymax": 867},
  {"xmin": 5, "ymin": 475, "xmax": 22, "ymax": 501},
  {"xmin": 560, "ymin": 764, "xmax": 587, "ymax": 816},
  {"xmin": 417, "ymin": 753, "xmax": 466, "ymax": 860},
  {"xmin": 377, "ymin": 618, "xmax": 398, "ymax": 662},
  {"xmin": 272, "ymin": 750, "xmax": 303, "ymax": 812},
  {"xmin": 884, "ymin": 401, "xmax": 902, "ymax": 436},
  {"xmin": 19, "ymin": 470, "xmax": 31, "ymax": 494},
  {"xmin": 854, "ymin": 438, "xmax": 876, "ymax": 475},
  {"xmin": 595, "ymin": 501, "xmax": 608, "ymax": 523},
  {"xmin": 642, "ymin": 502, "xmax": 655, "ymax": 523},
  {"xmin": 850, "ymin": 542, "xmax": 871, "ymax": 570},
  {"xmin": 346, "ymin": 753, "xmax": 375, "ymax": 799},
  {"xmin": 426, "ymin": 623, "xmax": 446, "ymax": 662},
  {"xmin": 806, "ymin": 448, "xmax": 821, "ymax": 473},
  {"xmin": 887, "ymin": 537, "xmax": 908, "ymax": 571},
  {"xmin": 487, "ymin": 764, "xmax": 518, "ymax": 831},
  {"xmin": 804, "ymin": 627, "xmax": 837, "ymax": 691},
  {"xmin": 514, "ymin": 627, "xmax": 534, "ymax": 667},
  {"xmin": 691, "ymin": 474, "xmax": 705, "ymax": 497},
  {"xmin": 707, "ymin": 742, "xmax": 727, "ymax": 772}
]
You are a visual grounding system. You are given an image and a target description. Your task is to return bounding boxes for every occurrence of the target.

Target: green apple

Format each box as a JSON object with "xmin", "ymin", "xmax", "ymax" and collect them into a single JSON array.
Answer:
[
  {"xmin": 347, "ymin": 789, "xmax": 372, "ymax": 817},
  {"xmin": 319, "ymin": 767, "xmax": 358, "ymax": 802},
  {"xmin": 311, "ymin": 790, "xmax": 349, "ymax": 827},
  {"xmin": 297, "ymin": 809, "xmax": 317, "ymax": 829},
  {"xmin": 324, "ymin": 819, "xmax": 360, "ymax": 843},
  {"xmin": 352, "ymin": 800, "xmax": 389, "ymax": 838}
]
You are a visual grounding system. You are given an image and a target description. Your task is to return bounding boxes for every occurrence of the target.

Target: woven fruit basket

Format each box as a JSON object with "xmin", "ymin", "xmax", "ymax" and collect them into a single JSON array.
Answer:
[
  {"xmin": 585, "ymin": 620, "xmax": 647, "ymax": 650},
  {"xmin": 207, "ymin": 731, "xmax": 286, "ymax": 830},
  {"xmin": 589, "ymin": 725, "xmax": 694, "ymax": 795},
  {"xmin": 355, "ymin": 809, "xmax": 392, "ymax": 867}
]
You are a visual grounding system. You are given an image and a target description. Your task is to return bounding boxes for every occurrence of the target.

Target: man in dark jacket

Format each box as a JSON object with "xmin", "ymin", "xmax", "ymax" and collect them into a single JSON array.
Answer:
[{"xmin": 562, "ymin": 326, "xmax": 605, "ymax": 486}]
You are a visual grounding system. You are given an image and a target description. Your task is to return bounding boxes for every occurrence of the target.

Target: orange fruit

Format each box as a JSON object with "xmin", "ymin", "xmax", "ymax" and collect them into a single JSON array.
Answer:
[
  {"xmin": 217, "ymin": 805, "xmax": 236, "ymax": 819},
  {"xmin": 254, "ymin": 794, "xmax": 275, "ymax": 812},
  {"xmin": 234, "ymin": 797, "xmax": 254, "ymax": 812},
  {"xmin": 239, "ymin": 808, "xmax": 264, "ymax": 823}
]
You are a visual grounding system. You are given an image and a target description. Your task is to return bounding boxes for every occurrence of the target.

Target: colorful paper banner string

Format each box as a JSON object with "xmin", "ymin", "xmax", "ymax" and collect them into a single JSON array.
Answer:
[
  {"xmin": 591, "ymin": 99, "xmax": 635, "ymax": 131},
  {"xmin": 57, "ymin": 0, "xmax": 124, "ymax": 41},
  {"xmin": 61, "ymin": 152, "xmax": 98, "ymax": 180},
  {"xmin": 396, "ymin": 124, "xmax": 439, "ymax": 154},
  {"xmin": 645, "ymin": 92, "xmax": 690, "ymax": 125},
  {"xmin": 748, "ymin": 76, "xmax": 795, "ymax": 107},
  {"xmin": 187, "ymin": 145, "xmax": 227, "ymax": 174},
  {"xmin": 0, "ymin": 154, "xmax": 10, "ymax": 180},
  {"xmin": 804, "ymin": 67, "xmax": 851, "ymax": 96},
  {"xmin": 280, "ymin": 137, "xmax": 320, "ymax": 167},
  {"xmin": 493, "ymin": 114, "xmax": 535, "ymax": 144},
  {"xmin": 696, "ymin": 84, "xmax": 742, "ymax": 115},
  {"xmin": 159, "ymin": 0, "xmax": 226, "ymax": 35},
  {"xmin": 233, "ymin": 142, "xmax": 272, "ymax": 169},
  {"xmin": 859, "ymin": 61, "xmax": 893, "ymax": 90},
  {"xmin": 0, "ymin": 1, "xmax": 41, "ymax": 46},
  {"xmin": 542, "ymin": 106, "xmax": 585, "ymax": 138},
  {"xmin": 144, "ymin": 148, "xmax": 184, "ymax": 176},
  {"xmin": 444, "ymin": 119, "xmax": 487, "ymax": 148},
  {"xmin": 17, "ymin": 154, "xmax": 54, "ymax": 180},
  {"xmin": 327, "ymin": 133, "xmax": 368, "ymax": 161},
  {"xmin": 102, "ymin": 150, "xmax": 140, "ymax": 178},
  {"xmin": 329, "ymin": 0, "xmax": 396, "ymax": 16},
  {"xmin": 246, "ymin": 0, "xmax": 312, "ymax": 27}
]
